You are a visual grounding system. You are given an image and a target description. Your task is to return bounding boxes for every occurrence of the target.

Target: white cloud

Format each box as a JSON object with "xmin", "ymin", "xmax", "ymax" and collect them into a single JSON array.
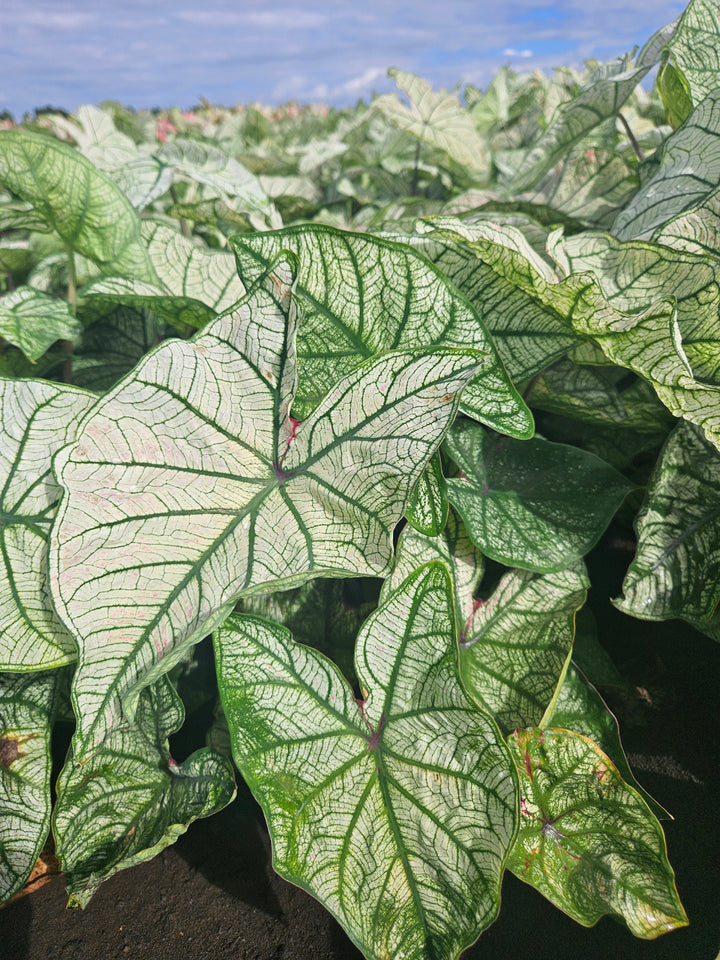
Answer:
[{"xmin": 502, "ymin": 48, "xmax": 534, "ymax": 58}]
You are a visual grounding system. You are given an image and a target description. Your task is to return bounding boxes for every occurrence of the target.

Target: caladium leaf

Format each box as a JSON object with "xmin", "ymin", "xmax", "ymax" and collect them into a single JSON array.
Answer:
[
  {"xmin": 614, "ymin": 88, "xmax": 720, "ymax": 240},
  {"xmin": 71, "ymin": 304, "xmax": 160, "ymax": 393},
  {"xmin": 404, "ymin": 453, "xmax": 448, "ymax": 536},
  {"xmin": 53, "ymin": 675, "xmax": 236, "ymax": 908},
  {"xmin": 374, "ymin": 69, "xmax": 489, "ymax": 172},
  {"xmin": 550, "ymin": 231, "xmax": 720, "ymax": 384},
  {"xmin": 83, "ymin": 220, "xmax": 245, "ymax": 332},
  {"xmin": 616, "ymin": 419, "xmax": 720, "ymax": 625},
  {"xmin": 384, "ymin": 508, "xmax": 484, "ymax": 636},
  {"xmin": 666, "ymin": 0, "xmax": 720, "ymax": 106},
  {"xmin": 652, "ymin": 183, "xmax": 720, "ymax": 257},
  {"xmin": 0, "ymin": 287, "xmax": 81, "ymax": 362},
  {"xmin": 459, "ymin": 564, "xmax": 589, "ymax": 733},
  {"xmin": 0, "ymin": 130, "xmax": 157, "ymax": 282},
  {"xmin": 230, "ymin": 223, "xmax": 533, "ymax": 435},
  {"xmin": 0, "ymin": 669, "xmax": 64, "ymax": 903},
  {"xmin": 410, "ymin": 218, "xmax": 584, "ymax": 383},
  {"xmin": 0, "ymin": 379, "xmax": 96, "ymax": 670},
  {"xmin": 506, "ymin": 727, "xmax": 687, "ymax": 938},
  {"xmin": 657, "ymin": 58, "xmax": 694, "ymax": 129},
  {"xmin": 445, "ymin": 421, "xmax": 633, "ymax": 572},
  {"xmin": 49, "ymin": 256, "xmax": 483, "ymax": 758},
  {"xmin": 510, "ymin": 54, "xmax": 655, "ymax": 193},
  {"xmin": 215, "ymin": 563, "xmax": 518, "ymax": 960},
  {"xmin": 546, "ymin": 663, "xmax": 668, "ymax": 819}
]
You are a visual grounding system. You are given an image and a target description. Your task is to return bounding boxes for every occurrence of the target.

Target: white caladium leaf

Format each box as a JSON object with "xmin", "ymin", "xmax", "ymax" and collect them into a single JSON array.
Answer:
[
  {"xmin": 666, "ymin": 0, "xmax": 720, "ymax": 106},
  {"xmin": 550, "ymin": 231, "xmax": 720, "ymax": 383},
  {"xmin": 459, "ymin": 564, "xmax": 589, "ymax": 734},
  {"xmin": 54, "ymin": 675, "xmax": 236, "ymax": 908},
  {"xmin": 652, "ymin": 183, "xmax": 720, "ymax": 257},
  {"xmin": 215, "ymin": 564, "xmax": 518, "ymax": 960},
  {"xmin": 614, "ymin": 88, "xmax": 720, "ymax": 240},
  {"xmin": 506, "ymin": 728, "xmax": 687, "ymax": 938},
  {"xmin": 0, "ymin": 287, "xmax": 81, "ymax": 362},
  {"xmin": 0, "ymin": 129, "xmax": 157, "ymax": 282},
  {"xmin": 374, "ymin": 69, "xmax": 489, "ymax": 172},
  {"xmin": 616, "ymin": 420, "xmax": 720, "ymax": 625},
  {"xmin": 411, "ymin": 218, "xmax": 585, "ymax": 383},
  {"xmin": 385, "ymin": 508, "xmax": 484, "ymax": 636},
  {"xmin": 0, "ymin": 379, "xmax": 96, "ymax": 670},
  {"xmin": 546, "ymin": 663, "xmax": 668, "ymax": 819},
  {"xmin": 230, "ymin": 223, "xmax": 533, "ymax": 436},
  {"xmin": 445, "ymin": 421, "xmax": 633, "ymax": 572},
  {"xmin": 83, "ymin": 219, "xmax": 245, "ymax": 332},
  {"xmin": 510, "ymin": 53, "xmax": 655, "ymax": 193},
  {"xmin": 404, "ymin": 453, "xmax": 448, "ymax": 536},
  {"xmin": 49, "ymin": 256, "xmax": 483, "ymax": 758},
  {"xmin": 0, "ymin": 669, "xmax": 63, "ymax": 903}
]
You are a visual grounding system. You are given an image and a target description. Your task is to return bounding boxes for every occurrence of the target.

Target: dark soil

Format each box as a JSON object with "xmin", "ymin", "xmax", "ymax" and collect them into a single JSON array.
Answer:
[{"xmin": 2, "ymin": 544, "xmax": 719, "ymax": 960}]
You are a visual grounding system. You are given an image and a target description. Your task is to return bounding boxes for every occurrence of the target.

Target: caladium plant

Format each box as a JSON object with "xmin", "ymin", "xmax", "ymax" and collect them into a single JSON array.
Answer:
[{"xmin": 3, "ymin": 1, "xmax": 719, "ymax": 955}]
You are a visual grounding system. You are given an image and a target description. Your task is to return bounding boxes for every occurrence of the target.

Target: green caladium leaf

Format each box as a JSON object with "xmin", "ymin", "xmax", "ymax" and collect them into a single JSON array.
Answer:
[
  {"xmin": 614, "ymin": 88, "xmax": 720, "ymax": 240},
  {"xmin": 459, "ymin": 564, "xmax": 589, "ymax": 733},
  {"xmin": 229, "ymin": 223, "xmax": 532, "ymax": 435},
  {"xmin": 83, "ymin": 219, "xmax": 246, "ymax": 332},
  {"xmin": 0, "ymin": 241, "xmax": 36, "ymax": 277},
  {"xmin": 384, "ymin": 508, "xmax": 484, "ymax": 635},
  {"xmin": 550, "ymin": 231, "xmax": 720, "ymax": 383},
  {"xmin": 666, "ymin": 0, "xmax": 720, "ymax": 106},
  {"xmin": 374, "ymin": 69, "xmax": 489, "ymax": 172},
  {"xmin": 506, "ymin": 727, "xmax": 687, "ymax": 938},
  {"xmin": 215, "ymin": 563, "xmax": 518, "ymax": 960},
  {"xmin": 54, "ymin": 675, "xmax": 236, "ymax": 908},
  {"xmin": 546, "ymin": 663, "xmax": 668, "ymax": 818},
  {"xmin": 404, "ymin": 453, "xmax": 448, "ymax": 535},
  {"xmin": 0, "ymin": 287, "xmax": 81, "ymax": 361},
  {"xmin": 0, "ymin": 669, "xmax": 64, "ymax": 903},
  {"xmin": 411, "ymin": 218, "xmax": 584, "ymax": 383},
  {"xmin": 0, "ymin": 379, "xmax": 96, "ymax": 670},
  {"xmin": 445, "ymin": 421, "xmax": 633, "ymax": 572},
  {"xmin": 49, "ymin": 256, "xmax": 483, "ymax": 758},
  {"xmin": 71, "ymin": 304, "xmax": 160, "ymax": 393},
  {"xmin": 510, "ymin": 54, "xmax": 655, "ymax": 193},
  {"xmin": 616, "ymin": 419, "xmax": 720, "ymax": 625},
  {"xmin": 657, "ymin": 58, "xmax": 694, "ymax": 129},
  {"xmin": 0, "ymin": 130, "xmax": 157, "ymax": 282},
  {"xmin": 526, "ymin": 358, "xmax": 675, "ymax": 436}
]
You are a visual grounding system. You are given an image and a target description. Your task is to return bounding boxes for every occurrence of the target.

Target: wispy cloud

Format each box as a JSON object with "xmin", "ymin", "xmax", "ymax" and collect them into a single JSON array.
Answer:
[{"xmin": 0, "ymin": 0, "xmax": 688, "ymax": 116}]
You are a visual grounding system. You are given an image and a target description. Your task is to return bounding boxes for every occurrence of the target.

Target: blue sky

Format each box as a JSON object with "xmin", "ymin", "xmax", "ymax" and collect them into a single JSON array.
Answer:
[{"xmin": 1, "ymin": 0, "xmax": 687, "ymax": 117}]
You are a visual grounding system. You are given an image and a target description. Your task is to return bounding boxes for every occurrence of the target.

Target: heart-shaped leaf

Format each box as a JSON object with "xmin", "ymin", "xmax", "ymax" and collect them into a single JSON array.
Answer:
[
  {"xmin": 54, "ymin": 675, "xmax": 236, "ymax": 908},
  {"xmin": 0, "ymin": 129, "xmax": 157, "ymax": 282},
  {"xmin": 0, "ymin": 287, "xmax": 81, "ymax": 362},
  {"xmin": 506, "ymin": 727, "xmax": 687, "ymax": 938},
  {"xmin": 0, "ymin": 379, "xmax": 96, "ymax": 670},
  {"xmin": 666, "ymin": 0, "xmax": 720, "ymax": 106},
  {"xmin": 229, "ymin": 223, "xmax": 532, "ymax": 435},
  {"xmin": 49, "ymin": 255, "xmax": 483, "ymax": 758},
  {"xmin": 215, "ymin": 563, "xmax": 518, "ymax": 960},
  {"xmin": 445, "ymin": 421, "xmax": 633, "ymax": 572}
]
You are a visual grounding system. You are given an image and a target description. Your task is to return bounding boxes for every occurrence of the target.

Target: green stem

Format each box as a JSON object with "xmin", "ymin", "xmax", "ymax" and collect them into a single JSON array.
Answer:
[{"xmin": 617, "ymin": 111, "xmax": 645, "ymax": 162}]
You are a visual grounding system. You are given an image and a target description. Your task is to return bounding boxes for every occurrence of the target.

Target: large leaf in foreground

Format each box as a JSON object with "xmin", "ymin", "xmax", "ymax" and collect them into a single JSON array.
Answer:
[
  {"xmin": 667, "ymin": 0, "xmax": 720, "ymax": 106},
  {"xmin": 54, "ymin": 675, "xmax": 235, "ymax": 908},
  {"xmin": 616, "ymin": 419, "xmax": 720, "ymax": 624},
  {"xmin": 0, "ymin": 379, "xmax": 96, "ymax": 670},
  {"xmin": 0, "ymin": 670, "xmax": 62, "ymax": 903},
  {"xmin": 49, "ymin": 257, "xmax": 482, "ymax": 758},
  {"xmin": 459, "ymin": 565, "xmax": 588, "ymax": 733},
  {"xmin": 445, "ymin": 421, "xmax": 633, "ymax": 572},
  {"xmin": 215, "ymin": 564, "xmax": 517, "ymax": 960},
  {"xmin": 230, "ymin": 223, "xmax": 532, "ymax": 435},
  {"xmin": 0, "ymin": 287, "xmax": 81, "ymax": 362},
  {"xmin": 507, "ymin": 728, "xmax": 687, "ymax": 938},
  {"xmin": 614, "ymin": 88, "xmax": 720, "ymax": 240},
  {"xmin": 0, "ymin": 129, "xmax": 157, "ymax": 282}
]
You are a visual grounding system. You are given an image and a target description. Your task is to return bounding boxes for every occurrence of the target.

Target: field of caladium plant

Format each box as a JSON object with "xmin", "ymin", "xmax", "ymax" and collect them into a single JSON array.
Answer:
[{"xmin": 1, "ymin": 1, "xmax": 719, "ymax": 958}]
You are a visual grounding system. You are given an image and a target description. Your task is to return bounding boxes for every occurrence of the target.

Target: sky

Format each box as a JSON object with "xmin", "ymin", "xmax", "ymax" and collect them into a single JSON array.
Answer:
[{"xmin": 1, "ymin": 0, "xmax": 688, "ymax": 117}]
